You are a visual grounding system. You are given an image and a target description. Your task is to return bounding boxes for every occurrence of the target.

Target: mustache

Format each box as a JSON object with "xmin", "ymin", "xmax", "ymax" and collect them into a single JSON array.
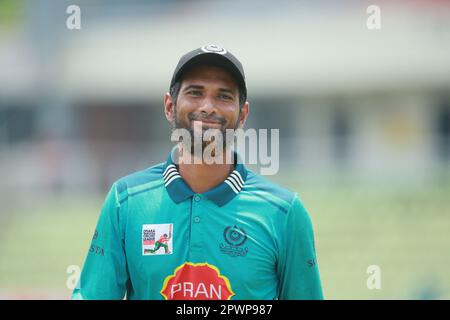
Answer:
[{"xmin": 187, "ymin": 113, "xmax": 226, "ymax": 125}]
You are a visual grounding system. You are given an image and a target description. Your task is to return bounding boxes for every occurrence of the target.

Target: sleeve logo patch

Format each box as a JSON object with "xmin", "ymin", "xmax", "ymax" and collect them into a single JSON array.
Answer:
[
  {"xmin": 142, "ymin": 224, "xmax": 173, "ymax": 256},
  {"xmin": 160, "ymin": 262, "xmax": 235, "ymax": 300}
]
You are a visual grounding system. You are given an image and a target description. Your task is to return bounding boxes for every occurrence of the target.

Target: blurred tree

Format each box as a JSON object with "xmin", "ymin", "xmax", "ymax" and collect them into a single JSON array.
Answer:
[{"xmin": 0, "ymin": 0, "xmax": 25, "ymax": 30}]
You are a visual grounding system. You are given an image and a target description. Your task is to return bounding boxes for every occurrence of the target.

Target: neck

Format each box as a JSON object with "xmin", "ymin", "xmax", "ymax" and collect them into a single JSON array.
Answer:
[{"xmin": 177, "ymin": 146, "xmax": 234, "ymax": 194}]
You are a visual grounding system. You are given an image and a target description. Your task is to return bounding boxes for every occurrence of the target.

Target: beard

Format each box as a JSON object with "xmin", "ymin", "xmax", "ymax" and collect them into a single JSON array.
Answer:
[{"xmin": 172, "ymin": 109, "xmax": 239, "ymax": 156}]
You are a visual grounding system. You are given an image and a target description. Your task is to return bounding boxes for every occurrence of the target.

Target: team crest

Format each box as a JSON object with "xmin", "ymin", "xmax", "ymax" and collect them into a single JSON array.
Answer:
[
  {"xmin": 142, "ymin": 224, "xmax": 173, "ymax": 256},
  {"xmin": 219, "ymin": 225, "xmax": 248, "ymax": 257}
]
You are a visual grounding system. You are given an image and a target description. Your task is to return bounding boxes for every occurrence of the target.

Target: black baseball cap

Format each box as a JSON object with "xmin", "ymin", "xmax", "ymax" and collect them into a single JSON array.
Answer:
[{"xmin": 170, "ymin": 44, "xmax": 247, "ymax": 102}]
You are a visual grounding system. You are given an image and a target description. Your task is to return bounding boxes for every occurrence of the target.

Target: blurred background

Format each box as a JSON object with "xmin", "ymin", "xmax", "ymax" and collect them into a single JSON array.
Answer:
[{"xmin": 1, "ymin": 0, "xmax": 449, "ymax": 299}]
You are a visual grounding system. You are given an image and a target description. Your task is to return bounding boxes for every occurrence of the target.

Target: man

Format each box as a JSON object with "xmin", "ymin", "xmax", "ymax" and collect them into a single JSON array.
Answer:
[{"xmin": 72, "ymin": 44, "xmax": 323, "ymax": 300}]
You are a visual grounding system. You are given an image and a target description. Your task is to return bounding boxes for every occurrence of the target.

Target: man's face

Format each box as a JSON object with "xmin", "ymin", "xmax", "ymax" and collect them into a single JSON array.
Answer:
[{"xmin": 165, "ymin": 64, "xmax": 248, "ymax": 155}]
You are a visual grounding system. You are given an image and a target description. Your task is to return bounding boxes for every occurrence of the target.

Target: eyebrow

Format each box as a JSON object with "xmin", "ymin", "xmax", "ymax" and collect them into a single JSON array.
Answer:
[
  {"xmin": 182, "ymin": 84, "xmax": 235, "ymax": 95},
  {"xmin": 182, "ymin": 84, "xmax": 204, "ymax": 92},
  {"xmin": 218, "ymin": 88, "xmax": 235, "ymax": 95}
]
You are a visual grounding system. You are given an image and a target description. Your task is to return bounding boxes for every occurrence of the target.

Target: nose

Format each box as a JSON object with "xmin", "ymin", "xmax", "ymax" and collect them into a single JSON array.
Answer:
[{"xmin": 198, "ymin": 95, "xmax": 216, "ymax": 115}]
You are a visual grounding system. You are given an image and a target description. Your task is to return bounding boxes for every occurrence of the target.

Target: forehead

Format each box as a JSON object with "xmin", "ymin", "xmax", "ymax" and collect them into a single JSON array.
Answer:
[{"xmin": 180, "ymin": 64, "xmax": 239, "ymax": 90}]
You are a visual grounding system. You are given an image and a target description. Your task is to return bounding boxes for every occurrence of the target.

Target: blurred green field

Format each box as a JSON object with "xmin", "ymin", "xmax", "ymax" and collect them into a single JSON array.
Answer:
[{"xmin": 0, "ymin": 181, "xmax": 449, "ymax": 299}]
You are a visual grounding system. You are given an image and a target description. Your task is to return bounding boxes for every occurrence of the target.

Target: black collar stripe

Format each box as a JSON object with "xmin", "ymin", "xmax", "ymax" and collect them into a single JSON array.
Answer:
[
  {"xmin": 224, "ymin": 180, "xmax": 240, "ymax": 194},
  {"xmin": 230, "ymin": 173, "xmax": 244, "ymax": 187},
  {"xmin": 164, "ymin": 164, "xmax": 176, "ymax": 171},
  {"xmin": 163, "ymin": 172, "xmax": 178, "ymax": 183},
  {"xmin": 231, "ymin": 170, "xmax": 244, "ymax": 185},
  {"xmin": 164, "ymin": 170, "xmax": 179, "ymax": 181},
  {"xmin": 163, "ymin": 165, "xmax": 181, "ymax": 185},
  {"xmin": 227, "ymin": 175, "xmax": 243, "ymax": 190},
  {"xmin": 165, "ymin": 175, "xmax": 181, "ymax": 187},
  {"xmin": 228, "ymin": 175, "xmax": 243, "ymax": 189},
  {"xmin": 227, "ymin": 176, "xmax": 241, "ymax": 190},
  {"xmin": 163, "ymin": 165, "xmax": 177, "ymax": 178}
]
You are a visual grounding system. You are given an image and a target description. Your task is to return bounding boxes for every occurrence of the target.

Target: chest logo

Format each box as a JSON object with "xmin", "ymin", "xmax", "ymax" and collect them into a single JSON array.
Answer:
[
  {"xmin": 220, "ymin": 225, "xmax": 248, "ymax": 257},
  {"xmin": 142, "ymin": 223, "xmax": 173, "ymax": 256},
  {"xmin": 161, "ymin": 262, "xmax": 234, "ymax": 300}
]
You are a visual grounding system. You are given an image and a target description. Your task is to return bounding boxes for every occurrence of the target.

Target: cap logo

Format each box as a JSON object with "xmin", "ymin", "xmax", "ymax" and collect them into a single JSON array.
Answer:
[{"xmin": 201, "ymin": 44, "xmax": 227, "ymax": 55}]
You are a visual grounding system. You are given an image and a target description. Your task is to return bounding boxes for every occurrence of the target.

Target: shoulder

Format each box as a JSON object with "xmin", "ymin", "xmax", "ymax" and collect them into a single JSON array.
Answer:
[
  {"xmin": 112, "ymin": 162, "xmax": 166, "ymax": 202},
  {"xmin": 241, "ymin": 169, "xmax": 299, "ymax": 215},
  {"xmin": 242, "ymin": 171, "xmax": 315, "ymax": 239}
]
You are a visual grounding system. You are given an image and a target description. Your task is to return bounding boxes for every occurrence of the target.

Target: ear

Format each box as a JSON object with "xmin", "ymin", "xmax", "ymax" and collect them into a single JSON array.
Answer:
[
  {"xmin": 237, "ymin": 101, "xmax": 250, "ymax": 128},
  {"xmin": 164, "ymin": 92, "xmax": 176, "ymax": 124}
]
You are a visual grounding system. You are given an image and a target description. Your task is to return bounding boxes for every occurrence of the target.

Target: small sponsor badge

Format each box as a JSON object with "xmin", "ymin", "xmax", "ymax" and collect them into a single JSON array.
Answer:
[{"xmin": 142, "ymin": 224, "xmax": 173, "ymax": 256}]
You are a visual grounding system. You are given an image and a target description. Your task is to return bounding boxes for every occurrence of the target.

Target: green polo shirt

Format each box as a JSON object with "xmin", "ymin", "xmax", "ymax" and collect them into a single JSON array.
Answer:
[{"xmin": 72, "ymin": 148, "xmax": 323, "ymax": 300}]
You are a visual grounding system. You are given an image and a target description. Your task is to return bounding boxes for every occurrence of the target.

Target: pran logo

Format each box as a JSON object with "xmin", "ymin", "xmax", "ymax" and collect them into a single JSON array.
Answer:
[{"xmin": 160, "ymin": 262, "xmax": 235, "ymax": 300}]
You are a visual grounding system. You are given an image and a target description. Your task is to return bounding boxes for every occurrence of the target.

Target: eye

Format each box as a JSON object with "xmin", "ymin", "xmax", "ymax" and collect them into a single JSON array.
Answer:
[
  {"xmin": 219, "ymin": 94, "xmax": 233, "ymax": 101},
  {"xmin": 188, "ymin": 90, "xmax": 202, "ymax": 96}
]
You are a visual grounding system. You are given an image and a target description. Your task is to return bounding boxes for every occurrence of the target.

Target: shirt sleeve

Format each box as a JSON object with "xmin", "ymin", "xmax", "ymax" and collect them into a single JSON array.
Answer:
[
  {"xmin": 72, "ymin": 183, "xmax": 129, "ymax": 300},
  {"xmin": 277, "ymin": 195, "xmax": 324, "ymax": 300}
]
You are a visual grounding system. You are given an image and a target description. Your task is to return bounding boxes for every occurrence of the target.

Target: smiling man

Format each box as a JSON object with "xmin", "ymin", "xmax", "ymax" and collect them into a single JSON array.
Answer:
[{"xmin": 72, "ymin": 45, "xmax": 323, "ymax": 300}]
